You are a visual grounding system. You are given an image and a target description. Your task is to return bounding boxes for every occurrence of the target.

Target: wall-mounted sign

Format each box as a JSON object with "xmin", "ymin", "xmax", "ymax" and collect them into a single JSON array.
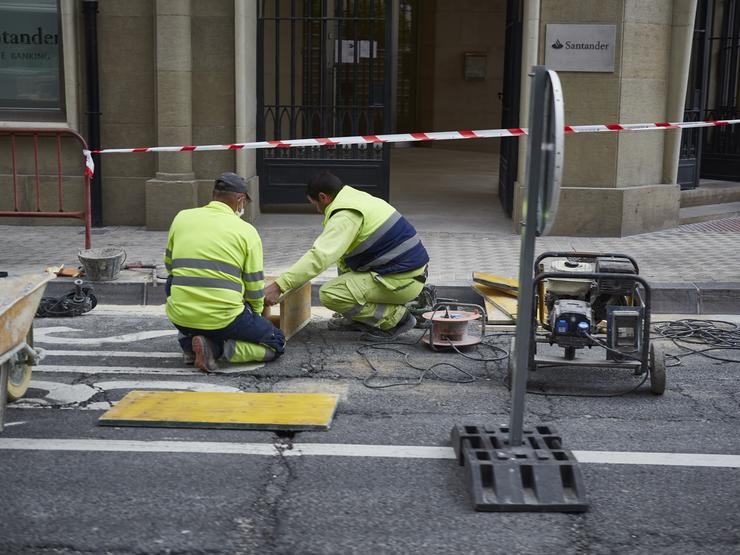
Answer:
[
  {"xmin": 0, "ymin": 0, "xmax": 63, "ymax": 117},
  {"xmin": 464, "ymin": 52, "xmax": 487, "ymax": 80},
  {"xmin": 545, "ymin": 24, "xmax": 616, "ymax": 72}
]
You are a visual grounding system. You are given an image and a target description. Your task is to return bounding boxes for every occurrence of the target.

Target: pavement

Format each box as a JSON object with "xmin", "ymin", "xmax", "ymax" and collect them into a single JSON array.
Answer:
[
  {"xmin": 2, "ymin": 149, "xmax": 739, "ymax": 553},
  {"xmin": 2, "ymin": 305, "xmax": 739, "ymax": 553},
  {"xmin": 2, "ymin": 214, "xmax": 740, "ymax": 314},
  {"xmin": 1, "ymin": 148, "xmax": 739, "ymax": 313}
]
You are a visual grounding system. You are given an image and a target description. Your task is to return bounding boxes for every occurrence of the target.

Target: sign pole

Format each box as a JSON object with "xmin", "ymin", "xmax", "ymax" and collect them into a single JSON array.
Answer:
[
  {"xmin": 509, "ymin": 66, "xmax": 564, "ymax": 447},
  {"xmin": 450, "ymin": 67, "xmax": 586, "ymax": 511}
]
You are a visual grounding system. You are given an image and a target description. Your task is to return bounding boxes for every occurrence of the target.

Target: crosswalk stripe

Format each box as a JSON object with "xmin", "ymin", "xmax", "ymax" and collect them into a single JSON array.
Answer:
[
  {"xmin": 42, "ymin": 350, "xmax": 179, "ymax": 358},
  {"xmin": 33, "ymin": 364, "xmax": 262, "ymax": 375}
]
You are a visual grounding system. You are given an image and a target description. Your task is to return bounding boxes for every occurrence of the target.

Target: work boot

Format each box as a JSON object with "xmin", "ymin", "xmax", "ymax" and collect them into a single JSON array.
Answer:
[
  {"xmin": 364, "ymin": 311, "xmax": 417, "ymax": 341},
  {"xmin": 192, "ymin": 336, "xmax": 218, "ymax": 373},
  {"xmin": 327, "ymin": 316, "xmax": 372, "ymax": 332},
  {"xmin": 182, "ymin": 350, "xmax": 195, "ymax": 366}
]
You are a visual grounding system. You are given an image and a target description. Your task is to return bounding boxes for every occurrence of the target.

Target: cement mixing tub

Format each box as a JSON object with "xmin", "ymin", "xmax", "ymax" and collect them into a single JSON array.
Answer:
[{"xmin": 0, "ymin": 273, "xmax": 54, "ymax": 432}]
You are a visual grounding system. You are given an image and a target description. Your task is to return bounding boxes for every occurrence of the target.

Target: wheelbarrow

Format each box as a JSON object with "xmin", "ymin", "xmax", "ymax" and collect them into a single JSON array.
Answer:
[{"xmin": 0, "ymin": 273, "xmax": 55, "ymax": 432}]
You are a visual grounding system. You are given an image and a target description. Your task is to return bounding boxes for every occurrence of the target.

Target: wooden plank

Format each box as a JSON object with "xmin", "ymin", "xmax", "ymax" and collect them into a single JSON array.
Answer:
[
  {"xmin": 278, "ymin": 280, "xmax": 312, "ymax": 340},
  {"xmin": 471, "ymin": 282, "xmax": 518, "ymax": 322},
  {"xmin": 471, "ymin": 286, "xmax": 515, "ymax": 325},
  {"xmin": 99, "ymin": 390, "xmax": 339, "ymax": 431},
  {"xmin": 263, "ymin": 279, "xmax": 312, "ymax": 341},
  {"xmin": 472, "ymin": 271, "xmax": 519, "ymax": 295}
]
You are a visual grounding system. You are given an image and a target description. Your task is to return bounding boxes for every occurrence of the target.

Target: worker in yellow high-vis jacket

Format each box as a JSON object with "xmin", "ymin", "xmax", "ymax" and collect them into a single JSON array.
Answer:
[
  {"xmin": 264, "ymin": 171, "xmax": 429, "ymax": 340},
  {"xmin": 164, "ymin": 172, "xmax": 285, "ymax": 373}
]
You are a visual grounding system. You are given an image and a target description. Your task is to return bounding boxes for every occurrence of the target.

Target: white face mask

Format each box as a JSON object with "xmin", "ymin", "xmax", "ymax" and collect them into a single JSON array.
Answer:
[{"xmin": 235, "ymin": 207, "xmax": 245, "ymax": 218}]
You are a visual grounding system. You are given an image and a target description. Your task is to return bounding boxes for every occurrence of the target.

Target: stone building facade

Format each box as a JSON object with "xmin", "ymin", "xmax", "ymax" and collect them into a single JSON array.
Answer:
[{"xmin": 2, "ymin": 0, "xmax": 734, "ymax": 237}]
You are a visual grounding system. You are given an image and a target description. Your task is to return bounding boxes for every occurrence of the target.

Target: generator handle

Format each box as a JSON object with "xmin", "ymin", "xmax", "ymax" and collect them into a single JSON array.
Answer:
[
  {"xmin": 534, "ymin": 251, "xmax": 639, "ymax": 274},
  {"xmin": 532, "ymin": 271, "xmax": 651, "ymax": 374}
]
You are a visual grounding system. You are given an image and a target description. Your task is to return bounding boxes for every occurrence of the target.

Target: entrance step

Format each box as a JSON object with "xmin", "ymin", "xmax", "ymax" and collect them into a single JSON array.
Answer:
[
  {"xmin": 679, "ymin": 201, "xmax": 740, "ymax": 224},
  {"xmin": 681, "ymin": 180, "xmax": 740, "ymax": 208}
]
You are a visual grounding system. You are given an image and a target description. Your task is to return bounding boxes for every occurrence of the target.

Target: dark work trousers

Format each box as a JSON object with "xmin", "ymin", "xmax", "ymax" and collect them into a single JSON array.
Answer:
[{"xmin": 174, "ymin": 306, "xmax": 286, "ymax": 359}]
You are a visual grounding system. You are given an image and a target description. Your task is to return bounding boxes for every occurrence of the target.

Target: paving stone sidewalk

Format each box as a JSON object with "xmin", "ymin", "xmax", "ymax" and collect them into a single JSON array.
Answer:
[{"xmin": 1, "ymin": 217, "xmax": 739, "ymax": 312}]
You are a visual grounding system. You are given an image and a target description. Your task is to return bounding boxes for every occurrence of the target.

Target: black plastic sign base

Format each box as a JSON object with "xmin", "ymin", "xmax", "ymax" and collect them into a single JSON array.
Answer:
[{"xmin": 451, "ymin": 424, "xmax": 589, "ymax": 512}]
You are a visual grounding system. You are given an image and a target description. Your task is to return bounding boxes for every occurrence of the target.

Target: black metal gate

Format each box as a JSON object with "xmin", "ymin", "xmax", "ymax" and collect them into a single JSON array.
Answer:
[
  {"xmin": 680, "ymin": 0, "xmax": 740, "ymax": 188},
  {"xmin": 257, "ymin": 0, "xmax": 393, "ymax": 209},
  {"xmin": 498, "ymin": 0, "xmax": 523, "ymax": 217}
]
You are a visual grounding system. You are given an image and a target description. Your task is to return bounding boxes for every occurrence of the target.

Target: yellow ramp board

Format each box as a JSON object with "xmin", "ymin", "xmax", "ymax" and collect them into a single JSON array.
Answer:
[
  {"xmin": 99, "ymin": 391, "xmax": 339, "ymax": 431},
  {"xmin": 472, "ymin": 271, "xmax": 519, "ymax": 295},
  {"xmin": 471, "ymin": 283, "xmax": 518, "ymax": 323}
]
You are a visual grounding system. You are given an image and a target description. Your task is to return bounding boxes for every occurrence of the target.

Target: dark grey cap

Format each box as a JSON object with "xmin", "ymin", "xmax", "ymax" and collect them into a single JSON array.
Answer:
[{"xmin": 214, "ymin": 172, "xmax": 249, "ymax": 198}]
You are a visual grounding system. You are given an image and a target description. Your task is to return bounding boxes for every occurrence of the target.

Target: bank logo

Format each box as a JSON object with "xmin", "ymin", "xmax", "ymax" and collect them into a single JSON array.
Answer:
[{"xmin": 552, "ymin": 39, "xmax": 564, "ymax": 49}]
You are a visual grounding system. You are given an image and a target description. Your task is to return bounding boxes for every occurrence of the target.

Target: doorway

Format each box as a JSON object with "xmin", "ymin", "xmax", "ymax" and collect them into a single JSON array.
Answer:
[
  {"xmin": 256, "ymin": 0, "xmax": 518, "ymax": 223},
  {"xmin": 257, "ymin": 0, "xmax": 393, "ymax": 209},
  {"xmin": 680, "ymin": 0, "xmax": 740, "ymax": 188}
]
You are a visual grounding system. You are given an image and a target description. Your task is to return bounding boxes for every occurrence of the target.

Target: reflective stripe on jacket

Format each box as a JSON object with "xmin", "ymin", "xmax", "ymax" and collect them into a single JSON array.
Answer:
[
  {"xmin": 164, "ymin": 201, "xmax": 265, "ymax": 330},
  {"xmin": 322, "ymin": 186, "xmax": 429, "ymax": 275}
]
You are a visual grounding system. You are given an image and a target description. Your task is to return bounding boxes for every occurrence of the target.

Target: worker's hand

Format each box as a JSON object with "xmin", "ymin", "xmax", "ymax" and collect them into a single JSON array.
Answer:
[{"xmin": 264, "ymin": 281, "xmax": 283, "ymax": 306}]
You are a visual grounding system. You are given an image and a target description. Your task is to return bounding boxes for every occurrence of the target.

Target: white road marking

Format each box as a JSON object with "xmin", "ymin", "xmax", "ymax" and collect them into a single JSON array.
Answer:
[
  {"xmin": 0, "ymin": 438, "xmax": 738, "ymax": 468},
  {"xmin": 34, "ymin": 364, "xmax": 189, "ymax": 375},
  {"xmin": 92, "ymin": 380, "xmax": 241, "ymax": 392},
  {"xmin": 12, "ymin": 380, "xmax": 243, "ymax": 409},
  {"xmin": 81, "ymin": 304, "xmax": 336, "ymax": 318},
  {"xmin": 85, "ymin": 305, "xmax": 167, "ymax": 316},
  {"xmin": 570, "ymin": 450, "xmax": 740, "ymax": 467},
  {"xmin": 35, "ymin": 326, "xmax": 177, "ymax": 345},
  {"xmin": 43, "ymin": 350, "xmax": 181, "ymax": 358},
  {"xmin": 1, "ymin": 421, "xmax": 28, "ymax": 427},
  {"xmin": 27, "ymin": 380, "xmax": 97, "ymax": 405},
  {"xmin": 34, "ymin": 364, "xmax": 264, "ymax": 375},
  {"xmin": 274, "ymin": 381, "xmax": 351, "ymax": 402}
]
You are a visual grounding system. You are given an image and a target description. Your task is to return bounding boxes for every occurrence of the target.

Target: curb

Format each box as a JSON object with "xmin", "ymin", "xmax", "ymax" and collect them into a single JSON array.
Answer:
[{"xmin": 43, "ymin": 276, "xmax": 740, "ymax": 315}]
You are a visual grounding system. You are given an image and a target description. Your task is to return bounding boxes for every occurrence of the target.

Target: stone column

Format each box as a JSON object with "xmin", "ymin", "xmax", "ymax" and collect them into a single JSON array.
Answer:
[
  {"xmin": 235, "ymin": 0, "xmax": 260, "ymax": 223},
  {"xmin": 515, "ymin": 0, "xmax": 689, "ymax": 236},
  {"xmin": 145, "ymin": 0, "xmax": 197, "ymax": 230},
  {"xmin": 663, "ymin": 0, "xmax": 697, "ymax": 183}
]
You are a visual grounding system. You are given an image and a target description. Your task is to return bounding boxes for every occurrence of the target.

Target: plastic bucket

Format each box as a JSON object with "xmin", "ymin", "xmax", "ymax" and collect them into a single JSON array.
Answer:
[{"xmin": 78, "ymin": 247, "xmax": 127, "ymax": 281}]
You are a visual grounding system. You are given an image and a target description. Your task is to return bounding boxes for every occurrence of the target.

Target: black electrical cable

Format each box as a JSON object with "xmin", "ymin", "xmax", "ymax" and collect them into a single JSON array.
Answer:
[
  {"xmin": 584, "ymin": 331, "xmax": 643, "ymax": 362},
  {"xmin": 355, "ymin": 310, "xmax": 740, "ymax": 393},
  {"xmin": 522, "ymin": 371, "xmax": 649, "ymax": 398},
  {"xmin": 36, "ymin": 288, "xmax": 97, "ymax": 317},
  {"xmin": 651, "ymin": 319, "xmax": 740, "ymax": 366},
  {"xmin": 357, "ymin": 325, "xmax": 509, "ymax": 389},
  {"xmin": 513, "ymin": 331, "xmax": 651, "ymax": 398},
  {"xmin": 522, "ymin": 319, "xmax": 740, "ymax": 397}
]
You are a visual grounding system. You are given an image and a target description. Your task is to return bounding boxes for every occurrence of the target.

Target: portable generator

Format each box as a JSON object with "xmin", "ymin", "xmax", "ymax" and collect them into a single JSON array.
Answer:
[
  {"xmin": 539, "ymin": 254, "xmax": 643, "ymax": 358},
  {"xmin": 507, "ymin": 251, "xmax": 666, "ymax": 394}
]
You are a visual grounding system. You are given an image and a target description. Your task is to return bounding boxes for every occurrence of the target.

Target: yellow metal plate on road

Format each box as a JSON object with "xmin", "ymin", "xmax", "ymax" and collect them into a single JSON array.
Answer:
[{"xmin": 99, "ymin": 391, "xmax": 339, "ymax": 431}]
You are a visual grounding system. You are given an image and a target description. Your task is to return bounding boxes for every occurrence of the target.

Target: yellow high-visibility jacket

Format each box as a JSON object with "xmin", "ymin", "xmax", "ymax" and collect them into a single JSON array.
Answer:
[
  {"xmin": 276, "ymin": 186, "xmax": 428, "ymax": 292},
  {"xmin": 164, "ymin": 201, "xmax": 265, "ymax": 330},
  {"xmin": 321, "ymin": 186, "xmax": 429, "ymax": 275}
]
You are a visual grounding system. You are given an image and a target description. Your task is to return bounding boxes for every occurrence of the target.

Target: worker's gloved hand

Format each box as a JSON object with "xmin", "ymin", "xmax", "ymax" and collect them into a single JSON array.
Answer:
[{"xmin": 264, "ymin": 281, "xmax": 283, "ymax": 306}]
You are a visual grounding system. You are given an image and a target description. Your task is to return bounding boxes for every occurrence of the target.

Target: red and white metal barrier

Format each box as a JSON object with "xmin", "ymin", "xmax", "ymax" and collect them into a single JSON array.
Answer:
[{"xmin": 1, "ymin": 128, "xmax": 92, "ymax": 249}]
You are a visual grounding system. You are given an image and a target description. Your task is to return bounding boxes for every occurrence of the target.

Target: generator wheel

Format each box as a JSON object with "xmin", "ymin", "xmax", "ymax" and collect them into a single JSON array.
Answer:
[
  {"xmin": 649, "ymin": 342, "xmax": 666, "ymax": 395},
  {"xmin": 506, "ymin": 337, "xmax": 515, "ymax": 390}
]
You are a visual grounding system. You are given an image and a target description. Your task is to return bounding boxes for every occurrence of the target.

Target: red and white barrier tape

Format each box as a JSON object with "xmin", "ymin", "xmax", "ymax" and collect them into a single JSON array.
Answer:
[{"xmin": 82, "ymin": 118, "xmax": 740, "ymax": 178}]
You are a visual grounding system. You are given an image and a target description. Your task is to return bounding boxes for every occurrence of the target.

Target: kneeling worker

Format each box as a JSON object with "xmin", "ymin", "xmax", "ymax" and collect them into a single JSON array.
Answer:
[
  {"xmin": 164, "ymin": 172, "xmax": 285, "ymax": 372},
  {"xmin": 264, "ymin": 171, "xmax": 429, "ymax": 340}
]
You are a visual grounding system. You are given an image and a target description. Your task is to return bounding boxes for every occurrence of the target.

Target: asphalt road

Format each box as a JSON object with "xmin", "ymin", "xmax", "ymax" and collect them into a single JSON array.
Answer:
[{"xmin": 0, "ymin": 306, "xmax": 738, "ymax": 554}]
